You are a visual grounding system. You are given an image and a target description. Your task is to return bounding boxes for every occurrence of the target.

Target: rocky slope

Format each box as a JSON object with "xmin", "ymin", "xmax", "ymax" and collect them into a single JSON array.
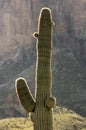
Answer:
[
  {"xmin": 0, "ymin": 106, "xmax": 86, "ymax": 130},
  {"xmin": 0, "ymin": 0, "xmax": 86, "ymax": 118}
]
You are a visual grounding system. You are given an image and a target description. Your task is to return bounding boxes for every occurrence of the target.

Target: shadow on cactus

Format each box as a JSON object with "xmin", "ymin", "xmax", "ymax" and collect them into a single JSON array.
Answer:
[{"xmin": 15, "ymin": 7, "xmax": 56, "ymax": 130}]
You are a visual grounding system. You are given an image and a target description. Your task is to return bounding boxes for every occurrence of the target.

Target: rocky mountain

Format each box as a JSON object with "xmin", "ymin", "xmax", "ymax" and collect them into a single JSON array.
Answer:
[{"xmin": 0, "ymin": 0, "xmax": 86, "ymax": 119}]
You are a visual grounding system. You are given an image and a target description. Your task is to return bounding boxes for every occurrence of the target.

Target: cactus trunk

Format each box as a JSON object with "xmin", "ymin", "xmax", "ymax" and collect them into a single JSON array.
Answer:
[
  {"xmin": 15, "ymin": 7, "xmax": 56, "ymax": 130},
  {"xmin": 34, "ymin": 8, "xmax": 53, "ymax": 130}
]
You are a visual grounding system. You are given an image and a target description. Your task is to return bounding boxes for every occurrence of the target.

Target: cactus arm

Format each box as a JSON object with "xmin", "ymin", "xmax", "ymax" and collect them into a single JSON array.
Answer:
[
  {"xmin": 33, "ymin": 32, "xmax": 39, "ymax": 38},
  {"xmin": 15, "ymin": 77, "xmax": 36, "ymax": 112},
  {"xmin": 45, "ymin": 96, "xmax": 56, "ymax": 108}
]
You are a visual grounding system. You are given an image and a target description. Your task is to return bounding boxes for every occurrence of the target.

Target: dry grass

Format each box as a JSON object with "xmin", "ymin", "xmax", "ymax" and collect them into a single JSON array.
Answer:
[
  {"xmin": 0, "ymin": 107, "xmax": 86, "ymax": 130},
  {"xmin": 0, "ymin": 117, "xmax": 33, "ymax": 130}
]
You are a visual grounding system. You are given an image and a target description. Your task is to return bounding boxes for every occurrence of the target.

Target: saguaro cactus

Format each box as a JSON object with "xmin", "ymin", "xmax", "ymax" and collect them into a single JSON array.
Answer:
[{"xmin": 15, "ymin": 7, "xmax": 56, "ymax": 130}]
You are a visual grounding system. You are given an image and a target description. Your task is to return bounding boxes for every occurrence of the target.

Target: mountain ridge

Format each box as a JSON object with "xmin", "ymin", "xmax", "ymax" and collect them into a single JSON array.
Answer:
[{"xmin": 0, "ymin": 0, "xmax": 86, "ymax": 119}]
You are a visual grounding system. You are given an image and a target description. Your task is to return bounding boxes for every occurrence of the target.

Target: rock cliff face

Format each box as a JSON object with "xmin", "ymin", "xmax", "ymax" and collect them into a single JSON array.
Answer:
[
  {"xmin": 0, "ymin": 0, "xmax": 41, "ymax": 54},
  {"xmin": 0, "ymin": 0, "xmax": 86, "ymax": 118}
]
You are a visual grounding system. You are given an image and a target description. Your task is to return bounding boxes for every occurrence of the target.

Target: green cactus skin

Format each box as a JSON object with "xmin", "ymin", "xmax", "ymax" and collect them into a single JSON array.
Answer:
[
  {"xmin": 16, "ymin": 77, "xmax": 36, "ymax": 112},
  {"xmin": 15, "ymin": 7, "xmax": 56, "ymax": 130}
]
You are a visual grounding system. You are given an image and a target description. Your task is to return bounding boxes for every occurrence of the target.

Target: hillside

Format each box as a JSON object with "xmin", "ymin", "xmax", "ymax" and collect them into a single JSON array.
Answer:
[{"xmin": 0, "ymin": 106, "xmax": 86, "ymax": 130}]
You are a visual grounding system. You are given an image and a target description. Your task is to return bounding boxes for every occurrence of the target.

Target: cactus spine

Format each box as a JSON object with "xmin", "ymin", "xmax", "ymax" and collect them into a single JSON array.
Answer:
[{"xmin": 15, "ymin": 7, "xmax": 56, "ymax": 130}]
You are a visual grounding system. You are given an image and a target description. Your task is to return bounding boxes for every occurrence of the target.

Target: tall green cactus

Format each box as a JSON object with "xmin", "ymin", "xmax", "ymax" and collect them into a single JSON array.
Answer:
[{"xmin": 15, "ymin": 7, "xmax": 56, "ymax": 130}]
